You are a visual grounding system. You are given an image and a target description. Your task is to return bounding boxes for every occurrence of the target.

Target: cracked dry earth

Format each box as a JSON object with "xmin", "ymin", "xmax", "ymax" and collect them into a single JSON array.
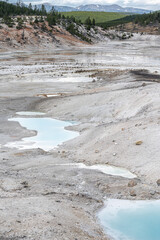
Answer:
[{"xmin": 0, "ymin": 35, "xmax": 160, "ymax": 240}]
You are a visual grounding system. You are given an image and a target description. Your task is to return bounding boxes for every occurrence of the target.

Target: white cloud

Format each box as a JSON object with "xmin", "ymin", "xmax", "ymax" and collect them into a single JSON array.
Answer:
[
  {"xmin": 123, "ymin": 0, "xmax": 130, "ymax": 5},
  {"xmin": 128, "ymin": 0, "xmax": 160, "ymax": 8}
]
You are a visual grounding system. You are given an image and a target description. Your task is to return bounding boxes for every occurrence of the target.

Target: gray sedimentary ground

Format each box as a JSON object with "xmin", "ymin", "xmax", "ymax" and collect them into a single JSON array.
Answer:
[{"xmin": 0, "ymin": 35, "xmax": 160, "ymax": 239}]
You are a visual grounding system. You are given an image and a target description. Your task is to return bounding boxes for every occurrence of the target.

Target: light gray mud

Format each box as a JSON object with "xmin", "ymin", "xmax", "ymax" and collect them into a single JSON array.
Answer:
[{"xmin": 0, "ymin": 36, "xmax": 160, "ymax": 240}]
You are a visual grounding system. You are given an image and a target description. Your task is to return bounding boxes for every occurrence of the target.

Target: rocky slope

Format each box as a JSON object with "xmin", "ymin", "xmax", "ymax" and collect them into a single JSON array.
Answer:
[
  {"xmin": 0, "ymin": 16, "xmax": 133, "ymax": 49},
  {"xmin": 0, "ymin": 19, "xmax": 86, "ymax": 49}
]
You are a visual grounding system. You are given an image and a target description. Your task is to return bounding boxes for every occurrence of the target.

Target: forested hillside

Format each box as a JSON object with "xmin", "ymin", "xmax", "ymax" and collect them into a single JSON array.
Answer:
[
  {"xmin": 98, "ymin": 11, "xmax": 160, "ymax": 29},
  {"xmin": 134, "ymin": 11, "xmax": 160, "ymax": 25}
]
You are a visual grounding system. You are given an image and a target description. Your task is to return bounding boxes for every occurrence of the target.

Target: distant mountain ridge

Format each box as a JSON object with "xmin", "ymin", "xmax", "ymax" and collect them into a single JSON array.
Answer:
[
  {"xmin": 39, "ymin": 3, "xmax": 151, "ymax": 14},
  {"xmin": 8, "ymin": 1, "xmax": 151, "ymax": 14},
  {"xmin": 75, "ymin": 4, "xmax": 151, "ymax": 14}
]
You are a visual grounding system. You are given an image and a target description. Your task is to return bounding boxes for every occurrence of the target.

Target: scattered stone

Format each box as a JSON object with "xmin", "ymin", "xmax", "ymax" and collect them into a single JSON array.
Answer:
[
  {"xmin": 92, "ymin": 79, "xmax": 96, "ymax": 83},
  {"xmin": 135, "ymin": 141, "xmax": 143, "ymax": 145},
  {"xmin": 135, "ymin": 123, "xmax": 142, "ymax": 127},
  {"xmin": 113, "ymin": 153, "xmax": 117, "ymax": 156},
  {"xmin": 130, "ymin": 190, "xmax": 136, "ymax": 197},
  {"xmin": 142, "ymin": 83, "xmax": 146, "ymax": 87},
  {"xmin": 150, "ymin": 190, "xmax": 156, "ymax": 195},
  {"xmin": 42, "ymin": 191, "xmax": 56, "ymax": 196},
  {"xmin": 95, "ymin": 150, "xmax": 99, "ymax": 153},
  {"xmin": 21, "ymin": 181, "xmax": 29, "ymax": 188},
  {"xmin": 128, "ymin": 180, "xmax": 137, "ymax": 187},
  {"xmin": 156, "ymin": 179, "xmax": 160, "ymax": 186},
  {"xmin": 121, "ymin": 128, "xmax": 125, "ymax": 131}
]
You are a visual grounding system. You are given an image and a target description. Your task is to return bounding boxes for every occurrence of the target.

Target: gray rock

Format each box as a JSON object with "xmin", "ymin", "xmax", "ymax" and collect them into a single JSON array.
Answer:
[
  {"xmin": 150, "ymin": 190, "xmax": 156, "ymax": 195},
  {"xmin": 157, "ymin": 179, "xmax": 160, "ymax": 186}
]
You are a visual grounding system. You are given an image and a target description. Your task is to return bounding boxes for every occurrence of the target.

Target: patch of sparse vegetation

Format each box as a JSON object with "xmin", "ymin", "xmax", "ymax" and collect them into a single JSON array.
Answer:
[
  {"xmin": 16, "ymin": 17, "xmax": 24, "ymax": 29},
  {"xmin": 2, "ymin": 16, "xmax": 15, "ymax": 27},
  {"xmin": 66, "ymin": 23, "xmax": 91, "ymax": 43}
]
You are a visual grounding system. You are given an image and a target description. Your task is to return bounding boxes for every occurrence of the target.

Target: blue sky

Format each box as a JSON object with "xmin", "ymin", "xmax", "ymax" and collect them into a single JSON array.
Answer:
[{"xmin": 22, "ymin": 0, "xmax": 160, "ymax": 10}]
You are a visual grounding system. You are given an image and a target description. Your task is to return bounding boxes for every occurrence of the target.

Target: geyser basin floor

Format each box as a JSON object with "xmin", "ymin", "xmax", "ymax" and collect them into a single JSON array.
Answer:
[
  {"xmin": 98, "ymin": 199, "xmax": 160, "ymax": 240},
  {"xmin": 5, "ymin": 116, "xmax": 79, "ymax": 151}
]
